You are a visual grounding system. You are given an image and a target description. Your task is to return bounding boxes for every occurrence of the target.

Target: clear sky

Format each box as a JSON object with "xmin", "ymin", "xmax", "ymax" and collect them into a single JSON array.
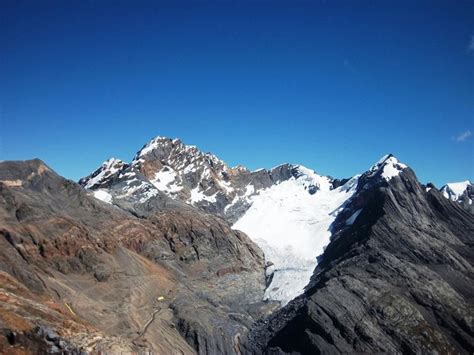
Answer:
[{"xmin": 1, "ymin": 0, "xmax": 473, "ymax": 186}]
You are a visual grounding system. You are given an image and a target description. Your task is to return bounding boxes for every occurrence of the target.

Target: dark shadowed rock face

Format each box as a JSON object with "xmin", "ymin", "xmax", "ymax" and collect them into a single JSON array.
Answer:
[
  {"xmin": 245, "ymin": 165, "xmax": 474, "ymax": 354},
  {"xmin": 0, "ymin": 159, "xmax": 269, "ymax": 354}
]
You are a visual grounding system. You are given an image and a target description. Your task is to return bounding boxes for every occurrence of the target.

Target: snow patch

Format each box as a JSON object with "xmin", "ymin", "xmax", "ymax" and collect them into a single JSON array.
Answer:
[
  {"xmin": 217, "ymin": 179, "xmax": 235, "ymax": 193},
  {"xmin": 93, "ymin": 190, "xmax": 113, "ymax": 204},
  {"xmin": 150, "ymin": 168, "xmax": 182, "ymax": 194},
  {"xmin": 189, "ymin": 187, "xmax": 217, "ymax": 204},
  {"xmin": 244, "ymin": 184, "xmax": 255, "ymax": 196}
]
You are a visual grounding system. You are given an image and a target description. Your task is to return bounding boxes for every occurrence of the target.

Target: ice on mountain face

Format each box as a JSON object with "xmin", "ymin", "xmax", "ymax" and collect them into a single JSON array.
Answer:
[
  {"xmin": 232, "ymin": 170, "xmax": 359, "ymax": 304},
  {"xmin": 256, "ymin": 239, "xmax": 315, "ymax": 303},
  {"xmin": 369, "ymin": 155, "xmax": 407, "ymax": 181},
  {"xmin": 93, "ymin": 189, "xmax": 113, "ymax": 204}
]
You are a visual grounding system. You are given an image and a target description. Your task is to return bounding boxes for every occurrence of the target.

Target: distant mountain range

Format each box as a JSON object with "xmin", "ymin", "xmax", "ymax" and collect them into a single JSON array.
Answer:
[
  {"xmin": 1, "ymin": 135, "xmax": 472, "ymax": 354},
  {"xmin": 440, "ymin": 180, "xmax": 473, "ymax": 213}
]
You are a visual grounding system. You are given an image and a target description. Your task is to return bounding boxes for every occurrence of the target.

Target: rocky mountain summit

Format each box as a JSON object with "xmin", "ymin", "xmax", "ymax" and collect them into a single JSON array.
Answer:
[
  {"xmin": 1, "ymin": 136, "xmax": 473, "ymax": 354},
  {"xmin": 79, "ymin": 136, "xmax": 334, "ymax": 223}
]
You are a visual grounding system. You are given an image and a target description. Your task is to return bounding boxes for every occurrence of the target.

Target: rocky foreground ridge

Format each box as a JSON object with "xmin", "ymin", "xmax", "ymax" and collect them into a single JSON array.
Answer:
[{"xmin": 0, "ymin": 136, "xmax": 473, "ymax": 354}]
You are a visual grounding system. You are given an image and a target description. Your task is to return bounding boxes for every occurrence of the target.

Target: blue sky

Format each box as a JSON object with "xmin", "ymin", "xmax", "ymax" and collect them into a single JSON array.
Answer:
[{"xmin": 1, "ymin": 0, "xmax": 473, "ymax": 186}]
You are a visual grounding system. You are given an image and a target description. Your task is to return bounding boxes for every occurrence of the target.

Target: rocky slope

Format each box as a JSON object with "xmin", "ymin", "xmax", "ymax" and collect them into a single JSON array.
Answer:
[
  {"xmin": 0, "ymin": 159, "xmax": 271, "ymax": 354},
  {"xmin": 245, "ymin": 157, "xmax": 474, "ymax": 354}
]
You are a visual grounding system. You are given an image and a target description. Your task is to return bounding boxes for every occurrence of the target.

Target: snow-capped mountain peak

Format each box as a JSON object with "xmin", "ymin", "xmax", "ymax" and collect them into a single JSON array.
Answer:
[
  {"xmin": 79, "ymin": 157, "xmax": 125, "ymax": 189},
  {"xmin": 441, "ymin": 180, "xmax": 471, "ymax": 199},
  {"xmin": 132, "ymin": 136, "xmax": 226, "ymax": 172},
  {"xmin": 441, "ymin": 180, "xmax": 473, "ymax": 211},
  {"xmin": 292, "ymin": 164, "xmax": 333, "ymax": 192},
  {"xmin": 129, "ymin": 136, "xmax": 234, "ymax": 202},
  {"xmin": 368, "ymin": 154, "xmax": 408, "ymax": 181}
]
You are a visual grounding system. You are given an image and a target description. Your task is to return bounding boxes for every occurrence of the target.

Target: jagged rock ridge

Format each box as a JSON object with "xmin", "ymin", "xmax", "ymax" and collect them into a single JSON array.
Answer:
[{"xmin": 79, "ymin": 136, "xmax": 336, "ymax": 223}]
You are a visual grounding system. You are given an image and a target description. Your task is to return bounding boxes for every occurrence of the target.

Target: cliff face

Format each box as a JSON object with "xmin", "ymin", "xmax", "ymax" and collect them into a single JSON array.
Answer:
[
  {"xmin": 0, "ymin": 159, "xmax": 269, "ymax": 354},
  {"xmin": 246, "ymin": 167, "xmax": 474, "ymax": 354}
]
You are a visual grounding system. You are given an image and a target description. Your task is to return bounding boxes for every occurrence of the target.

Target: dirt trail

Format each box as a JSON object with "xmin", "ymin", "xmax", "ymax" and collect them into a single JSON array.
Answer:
[
  {"xmin": 134, "ymin": 307, "xmax": 162, "ymax": 340},
  {"xmin": 38, "ymin": 248, "xmax": 195, "ymax": 354}
]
